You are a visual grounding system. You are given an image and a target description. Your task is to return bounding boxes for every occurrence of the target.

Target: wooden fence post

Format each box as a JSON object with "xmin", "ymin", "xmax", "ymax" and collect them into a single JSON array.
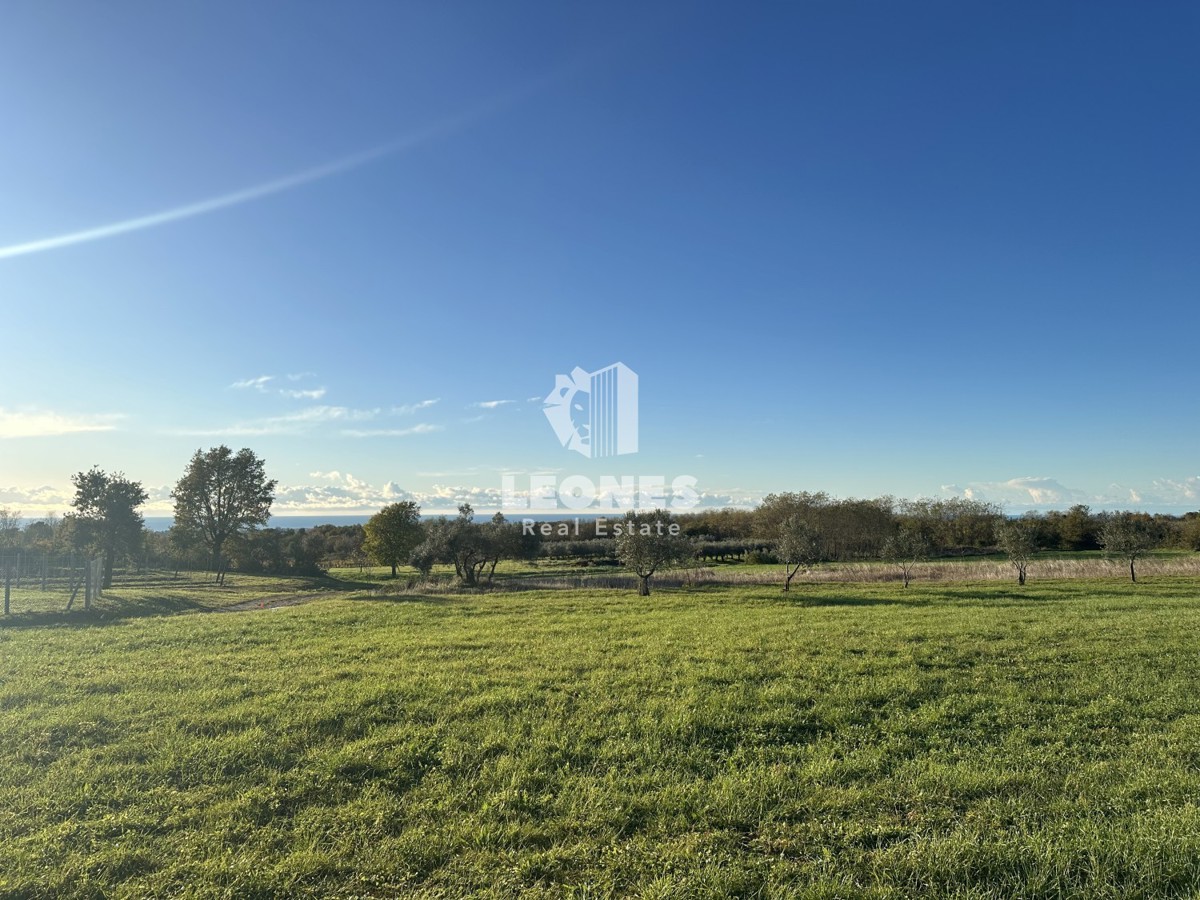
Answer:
[{"xmin": 3, "ymin": 564, "xmax": 10, "ymax": 615}]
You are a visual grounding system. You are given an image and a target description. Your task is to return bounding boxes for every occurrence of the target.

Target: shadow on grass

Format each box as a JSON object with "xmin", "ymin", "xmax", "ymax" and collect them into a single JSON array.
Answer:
[
  {"xmin": 790, "ymin": 593, "xmax": 936, "ymax": 608},
  {"xmin": 317, "ymin": 574, "xmax": 385, "ymax": 593},
  {"xmin": 0, "ymin": 595, "xmax": 216, "ymax": 629},
  {"xmin": 0, "ymin": 572, "xmax": 382, "ymax": 629}
]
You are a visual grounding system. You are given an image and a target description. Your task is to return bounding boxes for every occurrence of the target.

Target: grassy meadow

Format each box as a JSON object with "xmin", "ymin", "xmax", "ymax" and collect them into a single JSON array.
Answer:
[{"xmin": 4, "ymin": 573, "xmax": 1200, "ymax": 896}]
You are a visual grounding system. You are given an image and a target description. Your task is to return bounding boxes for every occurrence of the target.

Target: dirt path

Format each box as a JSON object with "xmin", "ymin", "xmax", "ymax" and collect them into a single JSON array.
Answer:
[{"xmin": 217, "ymin": 591, "xmax": 355, "ymax": 612}]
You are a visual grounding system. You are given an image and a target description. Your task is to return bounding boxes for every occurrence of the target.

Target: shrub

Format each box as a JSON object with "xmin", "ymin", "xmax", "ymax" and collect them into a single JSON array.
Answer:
[{"xmin": 744, "ymin": 549, "xmax": 778, "ymax": 565}]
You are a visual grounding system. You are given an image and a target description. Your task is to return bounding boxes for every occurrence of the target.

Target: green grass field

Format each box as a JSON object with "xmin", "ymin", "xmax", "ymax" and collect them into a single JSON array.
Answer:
[{"xmin": 4, "ymin": 575, "xmax": 1200, "ymax": 897}]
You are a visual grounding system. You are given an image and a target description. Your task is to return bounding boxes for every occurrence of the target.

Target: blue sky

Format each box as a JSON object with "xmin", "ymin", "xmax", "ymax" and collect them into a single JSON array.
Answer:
[{"xmin": 1, "ymin": 1, "xmax": 1198, "ymax": 517}]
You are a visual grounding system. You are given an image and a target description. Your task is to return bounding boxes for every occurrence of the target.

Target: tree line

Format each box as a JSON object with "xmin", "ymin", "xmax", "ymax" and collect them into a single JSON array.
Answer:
[
  {"xmin": 356, "ymin": 493, "xmax": 1187, "ymax": 592},
  {"xmin": 3, "ymin": 454, "xmax": 1198, "ymax": 593}
]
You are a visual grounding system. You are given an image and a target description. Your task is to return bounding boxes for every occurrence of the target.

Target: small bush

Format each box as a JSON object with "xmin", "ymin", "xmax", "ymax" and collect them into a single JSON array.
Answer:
[{"xmin": 744, "ymin": 549, "xmax": 778, "ymax": 565}]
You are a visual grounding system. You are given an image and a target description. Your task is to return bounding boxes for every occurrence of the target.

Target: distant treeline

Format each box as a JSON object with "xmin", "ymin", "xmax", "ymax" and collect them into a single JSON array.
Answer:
[
  {"xmin": 3, "ymin": 495, "xmax": 1198, "ymax": 577},
  {"xmin": 539, "ymin": 497, "xmax": 1200, "ymax": 565},
  {"xmin": 0, "ymin": 515, "xmax": 366, "ymax": 578}
]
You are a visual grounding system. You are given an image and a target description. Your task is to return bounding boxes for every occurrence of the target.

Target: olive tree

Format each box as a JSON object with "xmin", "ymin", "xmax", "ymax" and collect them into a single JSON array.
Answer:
[
  {"xmin": 408, "ymin": 505, "xmax": 499, "ymax": 586},
  {"xmin": 881, "ymin": 525, "xmax": 931, "ymax": 588},
  {"xmin": 995, "ymin": 518, "xmax": 1038, "ymax": 586},
  {"xmin": 777, "ymin": 515, "xmax": 822, "ymax": 592},
  {"xmin": 614, "ymin": 509, "xmax": 693, "ymax": 596},
  {"xmin": 1099, "ymin": 512, "xmax": 1158, "ymax": 583}
]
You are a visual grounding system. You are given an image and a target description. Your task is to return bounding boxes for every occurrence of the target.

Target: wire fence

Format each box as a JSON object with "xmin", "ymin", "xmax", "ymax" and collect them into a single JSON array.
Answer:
[{"xmin": 0, "ymin": 552, "xmax": 105, "ymax": 615}]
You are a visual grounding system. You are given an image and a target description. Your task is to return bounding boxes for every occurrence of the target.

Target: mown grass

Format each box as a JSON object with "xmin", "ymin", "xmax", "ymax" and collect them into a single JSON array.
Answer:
[
  {"xmin": 0, "ymin": 570, "xmax": 370, "ymax": 624},
  {"xmin": 4, "ymin": 577, "xmax": 1200, "ymax": 897}
]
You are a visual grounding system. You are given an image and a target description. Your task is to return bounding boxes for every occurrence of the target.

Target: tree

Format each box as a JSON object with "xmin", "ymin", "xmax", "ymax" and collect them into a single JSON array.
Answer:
[
  {"xmin": 756, "ymin": 493, "xmax": 824, "ymax": 590},
  {"xmin": 0, "ymin": 508, "xmax": 21, "ymax": 550},
  {"xmin": 614, "ymin": 509, "xmax": 693, "ymax": 596},
  {"xmin": 22, "ymin": 518, "xmax": 57, "ymax": 553},
  {"xmin": 446, "ymin": 504, "xmax": 490, "ymax": 586},
  {"xmin": 363, "ymin": 501, "xmax": 424, "ymax": 577},
  {"xmin": 1058, "ymin": 504, "xmax": 1100, "ymax": 551},
  {"xmin": 479, "ymin": 512, "xmax": 541, "ymax": 584},
  {"xmin": 492, "ymin": 512, "xmax": 542, "ymax": 576},
  {"xmin": 995, "ymin": 518, "xmax": 1038, "ymax": 586},
  {"xmin": 755, "ymin": 492, "xmax": 830, "ymax": 540},
  {"xmin": 1179, "ymin": 513, "xmax": 1200, "ymax": 552},
  {"xmin": 68, "ymin": 467, "xmax": 148, "ymax": 588},
  {"xmin": 408, "ymin": 505, "xmax": 490, "ymax": 586},
  {"xmin": 171, "ymin": 446, "xmax": 277, "ymax": 583},
  {"xmin": 896, "ymin": 497, "xmax": 1003, "ymax": 555},
  {"xmin": 1099, "ymin": 512, "xmax": 1158, "ymax": 583},
  {"xmin": 409, "ymin": 519, "xmax": 448, "ymax": 578},
  {"xmin": 776, "ymin": 515, "xmax": 822, "ymax": 592},
  {"xmin": 881, "ymin": 526, "xmax": 931, "ymax": 588}
]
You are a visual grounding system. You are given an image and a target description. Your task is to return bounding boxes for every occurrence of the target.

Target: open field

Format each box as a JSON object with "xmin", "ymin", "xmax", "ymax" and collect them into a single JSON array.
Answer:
[
  {"xmin": 327, "ymin": 552, "xmax": 1200, "ymax": 594},
  {"xmin": 5, "ymin": 575, "xmax": 1200, "ymax": 896},
  {"xmin": 0, "ymin": 570, "xmax": 371, "ymax": 622}
]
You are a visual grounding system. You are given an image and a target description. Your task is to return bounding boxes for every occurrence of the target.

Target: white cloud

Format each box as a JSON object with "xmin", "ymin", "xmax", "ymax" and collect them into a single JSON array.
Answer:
[
  {"xmin": 1117, "ymin": 477, "xmax": 1200, "ymax": 509},
  {"xmin": 939, "ymin": 475, "xmax": 1200, "ymax": 511},
  {"xmin": 691, "ymin": 489, "xmax": 763, "ymax": 509},
  {"xmin": 272, "ymin": 472, "xmax": 490, "ymax": 512},
  {"xmin": 421, "ymin": 483, "xmax": 506, "ymax": 508},
  {"xmin": 0, "ymin": 484, "xmax": 72, "ymax": 507},
  {"xmin": 231, "ymin": 375, "xmax": 274, "ymax": 391},
  {"xmin": 281, "ymin": 388, "xmax": 327, "ymax": 400},
  {"xmin": 274, "ymin": 471, "xmax": 411, "ymax": 512},
  {"xmin": 341, "ymin": 423, "xmax": 442, "ymax": 438},
  {"xmin": 391, "ymin": 399, "xmax": 440, "ymax": 415},
  {"xmin": 940, "ymin": 476, "xmax": 1089, "ymax": 507},
  {"xmin": 0, "ymin": 408, "xmax": 123, "ymax": 439},
  {"xmin": 177, "ymin": 405, "xmax": 379, "ymax": 437},
  {"xmin": 0, "ymin": 482, "xmax": 177, "ymax": 515},
  {"xmin": 278, "ymin": 473, "xmax": 509, "ymax": 512},
  {"xmin": 233, "ymin": 373, "xmax": 325, "ymax": 400},
  {"xmin": 471, "ymin": 399, "xmax": 514, "ymax": 409}
]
